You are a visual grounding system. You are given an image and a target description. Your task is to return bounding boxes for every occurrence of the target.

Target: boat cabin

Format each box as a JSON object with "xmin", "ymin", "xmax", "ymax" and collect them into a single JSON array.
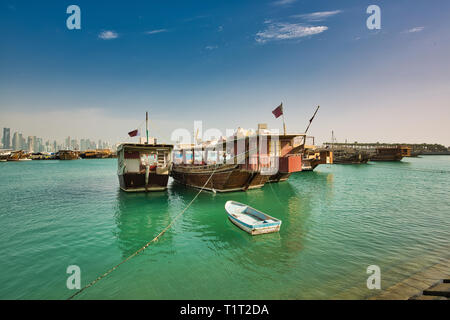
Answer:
[{"xmin": 117, "ymin": 143, "xmax": 173, "ymax": 192}]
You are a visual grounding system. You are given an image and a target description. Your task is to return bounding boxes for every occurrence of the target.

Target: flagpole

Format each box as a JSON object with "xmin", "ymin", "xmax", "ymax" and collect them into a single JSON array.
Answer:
[
  {"xmin": 281, "ymin": 103, "xmax": 286, "ymax": 135},
  {"xmin": 146, "ymin": 111, "xmax": 149, "ymax": 144}
]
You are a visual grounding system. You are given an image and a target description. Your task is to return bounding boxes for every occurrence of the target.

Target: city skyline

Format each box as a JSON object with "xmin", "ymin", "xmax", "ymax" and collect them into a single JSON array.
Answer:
[
  {"xmin": 1, "ymin": 126, "xmax": 113, "ymax": 152},
  {"xmin": 1, "ymin": 1, "xmax": 450, "ymax": 145}
]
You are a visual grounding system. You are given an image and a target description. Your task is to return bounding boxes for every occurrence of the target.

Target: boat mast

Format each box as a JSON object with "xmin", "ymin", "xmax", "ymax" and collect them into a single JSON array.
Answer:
[
  {"xmin": 146, "ymin": 111, "xmax": 149, "ymax": 144},
  {"xmin": 281, "ymin": 102, "xmax": 286, "ymax": 135},
  {"xmin": 332, "ymin": 130, "xmax": 334, "ymax": 149},
  {"xmin": 302, "ymin": 105, "xmax": 320, "ymax": 148}
]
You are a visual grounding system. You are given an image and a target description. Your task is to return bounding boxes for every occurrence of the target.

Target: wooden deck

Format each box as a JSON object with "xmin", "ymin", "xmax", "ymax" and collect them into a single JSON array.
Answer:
[{"xmin": 370, "ymin": 257, "xmax": 449, "ymax": 300}]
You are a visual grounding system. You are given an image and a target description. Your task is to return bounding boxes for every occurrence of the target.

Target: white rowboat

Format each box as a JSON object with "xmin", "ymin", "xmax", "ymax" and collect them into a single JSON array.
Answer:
[{"xmin": 225, "ymin": 201, "xmax": 281, "ymax": 235}]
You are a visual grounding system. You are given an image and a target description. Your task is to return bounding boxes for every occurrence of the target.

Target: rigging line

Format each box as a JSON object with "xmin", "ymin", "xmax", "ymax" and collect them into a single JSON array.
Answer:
[{"xmin": 67, "ymin": 164, "xmax": 219, "ymax": 300}]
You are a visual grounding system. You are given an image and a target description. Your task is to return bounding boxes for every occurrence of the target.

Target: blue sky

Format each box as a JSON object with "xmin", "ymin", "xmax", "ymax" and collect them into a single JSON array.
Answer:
[{"xmin": 1, "ymin": 0, "xmax": 449, "ymax": 145}]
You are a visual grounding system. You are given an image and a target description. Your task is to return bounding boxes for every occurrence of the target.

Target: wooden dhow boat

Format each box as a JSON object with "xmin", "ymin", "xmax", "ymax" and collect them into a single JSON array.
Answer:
[
  {"xmin": 170, "ymin": 130, "xmax": 305, "ymax": 192},
  {"xmin": 225, "ymin": 200, "xmax": 281, "ymax": 235},
  {"xmin": 369, "ymin": 146, "xmax": 410, "ymax": 161},
  {"xmin": 269, "ymin": 106, "xmax": 332, "ymax": 174},
  {"xmin": 7, "ymin": 150, "xmax": 31, "ymax": 161},
  {"xmin": 58, "ymin": 150, "xmax": 79, "ymax": 160},
  {"xmin": 117, "ymin": 143, "xmax": 173, "ymax": 192},
  {"xmin": 331, "ymin": 148, "xmax": 370, "ymax": 164},
  {"xmin": 117, "ymin": 112, "xmax": 173, "ymax": 192}
]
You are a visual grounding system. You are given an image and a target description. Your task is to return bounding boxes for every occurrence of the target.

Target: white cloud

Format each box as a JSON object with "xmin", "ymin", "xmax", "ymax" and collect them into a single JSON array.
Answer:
[
  {"xmin": 404, "ymin": 26, "xmax": 425, "ymax": 33},
  {"xmin": 256, "ymin": 23, "xmax": 328, "ymax": 43},
  {"xmin": 292, "ymin": 10, "xmax": 342, "ymax": 21},
  {"xmin": 98, "ymin": 30, "xmax": 118, "ymax": 40},
  {"xmin": 205, "ymin": 45, "xmax": 218, "ymax": 50},
  {"xmin": 272, "ymin": 0, "xmax": 297, "ymax": 6},
  {"xmin": 145, "ymin": 29, "xmax": 168, "ymax": 35}
]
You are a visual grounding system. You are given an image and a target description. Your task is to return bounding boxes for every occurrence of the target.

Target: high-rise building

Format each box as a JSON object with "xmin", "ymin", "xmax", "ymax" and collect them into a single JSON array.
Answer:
[
  {"xmin": 27, "ymin": 136, "xmax": 35, "ymax": 153},
  {"xmin": 80, "ymin": 139, "xmax": 86, "ymax": 151},
  {"xmin": 12, "ymin": 132, "xmax": 20, "ymax": 150},
  {"xmin": 36, "ymin": 137, "xmax": 43, "ymax": 152},
  {"xmin": 19, "ymin": 134, "xmax": 26, "ymax": 150},
  {"xmin": 71, "ymin": 139, "xmax": 79, "ymax": 150},
  {"xmin": 2, "ymin": 128, "xmax": 11, "ymax": 149}
]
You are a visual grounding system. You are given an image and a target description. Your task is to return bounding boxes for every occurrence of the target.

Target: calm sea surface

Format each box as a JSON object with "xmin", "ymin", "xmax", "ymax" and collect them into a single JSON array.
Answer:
[{"xmin": 0, "ymin": 156, "xmax": 449, "ymax": 299}]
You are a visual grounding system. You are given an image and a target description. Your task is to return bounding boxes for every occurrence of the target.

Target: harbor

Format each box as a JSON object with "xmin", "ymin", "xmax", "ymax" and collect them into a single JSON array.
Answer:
[
  {"xmin": 1, "ymin": 0, "xmax": 449, "ymax": 305},
  {"xmin": 0, "ymin": 155, "xmax": 448, "ymax": 299}
]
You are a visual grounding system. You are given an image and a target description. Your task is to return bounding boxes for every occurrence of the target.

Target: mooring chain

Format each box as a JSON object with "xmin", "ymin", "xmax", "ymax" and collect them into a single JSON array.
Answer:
[{"xmin": 67, "ymin": 165, "xmax": 218, "ymax": 300}]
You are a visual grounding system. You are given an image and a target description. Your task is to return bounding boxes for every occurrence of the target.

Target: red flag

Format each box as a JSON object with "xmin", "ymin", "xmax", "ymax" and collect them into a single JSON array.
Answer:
[
  {"xmin": 128, "ymin": 129, "xmax": 139, "ymax": 137},
  {"xmin": 272, "ymin": 103, "xmax": 283, "ymax": 118}
]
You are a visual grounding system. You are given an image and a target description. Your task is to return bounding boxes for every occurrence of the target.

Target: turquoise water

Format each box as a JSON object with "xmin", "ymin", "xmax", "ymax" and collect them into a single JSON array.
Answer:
[{"xmin": 0, "ymin": 156, "xmax": 449, "ymax": 299}]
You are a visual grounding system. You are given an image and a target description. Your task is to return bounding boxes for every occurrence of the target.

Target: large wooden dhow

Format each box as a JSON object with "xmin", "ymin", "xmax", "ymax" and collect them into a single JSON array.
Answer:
[
  {"xmin": 331, "ymin": 148, "xmax": 370, "ymax": 164},
  {"xmin": 170, "ymin": 131, "xmax": 304, "ymax": 192},
  {"xmin": 6, "ymin": 150, "xmax": 31, "ymax": 161},
  {"xmin": 369, "ymin": 146, "xmax": 411, "ymax": 161},
  {"xmin": 322, "ymin": 142, "xmax": 411, "ymax": 162},
  {"xmin": 324, "ymin": 132, "xmax": 369, "ymax": 164},
  {"xmin": 58, "ymin": 150, "xmax": 79, "ymax": 160}
]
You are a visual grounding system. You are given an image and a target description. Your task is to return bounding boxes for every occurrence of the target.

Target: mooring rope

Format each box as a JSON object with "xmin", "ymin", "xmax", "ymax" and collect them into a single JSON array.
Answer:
[{"xmin": 67, "ymin": 165, "xmax": 218, "ymax": 300}]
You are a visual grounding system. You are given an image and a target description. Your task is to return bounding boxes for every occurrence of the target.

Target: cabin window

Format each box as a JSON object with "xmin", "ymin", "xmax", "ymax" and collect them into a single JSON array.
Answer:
[
  {"xmin": 124, "ymin": 158, "xmax": 140, "ymax": 173},
  {"xmin": 270, "ymin": 140, "xmax": 281, "ymax": 156},
  {"xmin": 206, "ymin": 150, "xmax": 217, "ymax": 164},
  {"xmin": 140, "ymin": 153, "xmax": 157, "ymax": 167},
  {"xmin": 173, "ymin": 151, "xmax": 183, "ymax": 164},
  {"xmin": 194, "ymin": 151, "xmax": 203, "ymax": 164},
  {"xmin": 217, "ymin": 150, "xmax": 225, "ymax": 164},
  {"xmin": 184, "ymin": 151, "xmax": 193, "ymax": 164}
]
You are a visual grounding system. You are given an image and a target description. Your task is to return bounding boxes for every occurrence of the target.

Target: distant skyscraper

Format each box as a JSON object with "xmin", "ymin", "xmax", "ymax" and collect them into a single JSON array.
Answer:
[
  {"xmin": 19, "ymin": 134, "xmax": 26, "ymax": 150},
  {"xmin": 36, "ymin": 137, "xmax": 43, "ymax": 152},
  {"xmin": 80, "ymin": 139, "xmax": 86, "ymax": 151},
  {"xmin": 12, "ymin": 132, "xmax": 20, "ymax": 150},
  {"xmin": 71, "ymin": 139, "xmax": 79, "ymax": 150},
  {"xmin": 2, "ymin": 128, "xmax": 11, "ymax": 149},
  {"xmin": 27, "ymin": 136, "xmax": 35, "ymax": 153}
]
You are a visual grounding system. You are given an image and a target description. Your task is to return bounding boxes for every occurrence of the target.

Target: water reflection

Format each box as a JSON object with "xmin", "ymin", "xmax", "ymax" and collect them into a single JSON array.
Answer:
[
  {"xmin": 112, "ymin": 171, "xmax": 335, "ymax": 274},
  {"xmin": 113, "ymin": 190, "xmax": 173, "ymax": 258}
]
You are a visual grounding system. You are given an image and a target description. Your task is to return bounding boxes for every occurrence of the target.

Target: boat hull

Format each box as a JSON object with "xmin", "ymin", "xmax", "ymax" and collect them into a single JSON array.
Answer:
[
  {"xmin": 333, "ymin": 155, "xmax": 370, "ymax": 164},
  {"xmin": 225, "ymin": 200, "xmax": 282, "ymax": 235},
  {"xmin": 267, "ymin": 172, "xmax": 291, "ymax": 183},
  {"xmin": 118, "ymin": 172, "xmax": 169, "ymax": 192},
  {"xmin": 170, "ymin": 164, "xmax": 269, "ymax": 192},
  {"xmin": 369, "ymin": 154, "xmax": 403, "ymax": 161}
]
